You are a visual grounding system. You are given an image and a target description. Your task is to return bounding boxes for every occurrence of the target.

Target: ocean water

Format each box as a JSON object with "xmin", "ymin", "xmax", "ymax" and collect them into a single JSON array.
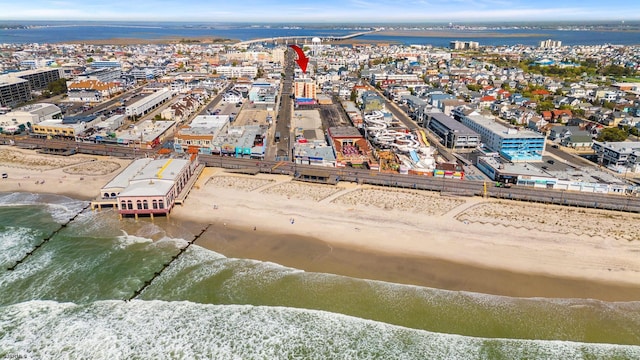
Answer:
[
  {"xmin": 1, "ymin": 192, "xmax": 639, "ymax": 359},
  {"xmin": 1, "ymin": 21, "xmax": 640, "ymax": 46}
]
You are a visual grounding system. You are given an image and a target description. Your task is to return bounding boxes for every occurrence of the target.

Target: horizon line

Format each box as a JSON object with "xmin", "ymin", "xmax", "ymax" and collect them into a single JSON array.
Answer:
[{"xmin": 2, "ymin": 19, "xmax": 640, "ymax": 25}]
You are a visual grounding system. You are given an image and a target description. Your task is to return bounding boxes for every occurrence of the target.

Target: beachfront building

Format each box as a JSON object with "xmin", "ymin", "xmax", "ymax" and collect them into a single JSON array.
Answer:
[
  {"xmin": 539, "ymin": 39, "xmax": 562, "ymax": 49},
  {"xmin": 423, "ymin": 112, "xmax": 480, "ymax": 149},
  {"xmin": 0, "ymin": 76, "xmax": 31, "ymax": 108},
  {"xmin": 32, "ymin": 115, "xmax": 101, "ymax": 139},
  {"xmin": 477, "ymin": 155, "xmax": 635, "ymax": 194},
  {"xmin": 293, "ymin": 140, "xmax": 337, "ymax": 167},
  {"xmin": 174, "ymin": 115, "xmax": 229, "ymax": 154},
  {"xmin": 327, "ymin": 126, "xmax": 378, "ymax": 170},
  {"xmin": 210, "ymin": 125, "xmax": 267, "ymax": 159},
  {"xmin": 592, "ymin": 141, "xmax": 640, "ymax": 172},
  {"xmin": 462, "ymin": 113, "xmax": 545, "ymax": 162},
  {"xmin": 125, "ymin": 88, "xmax": 174, "ymax": 118},
  {"xmin": 0, "ymin": 103, "xmax": 61, "ymax": 134},
  {"xmin": 100, "ymin": 157, "xmax": 199, "ymax": 219},
  {"xmin": 116, "ymin": 119, "xmax": 176, "ymax": 149}
]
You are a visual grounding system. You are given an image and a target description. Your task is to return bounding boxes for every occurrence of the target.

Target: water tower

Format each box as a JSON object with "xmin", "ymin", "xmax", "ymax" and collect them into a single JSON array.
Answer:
[{"xmin": 311, "ymin": 37, "xmax": 321, "ymax": 57}]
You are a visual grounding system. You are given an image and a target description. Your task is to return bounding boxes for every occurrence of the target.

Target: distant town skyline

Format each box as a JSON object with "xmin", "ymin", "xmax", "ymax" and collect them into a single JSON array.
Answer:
[{"xmin": 1, "ymin": 0, "xmax": 639, "ymax": 23}]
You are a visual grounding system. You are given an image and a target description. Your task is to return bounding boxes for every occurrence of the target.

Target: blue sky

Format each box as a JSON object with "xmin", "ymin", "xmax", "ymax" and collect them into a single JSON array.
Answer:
[{"xmin": 2, "ymin": 0, "xmax": 639, "ymax": 22}]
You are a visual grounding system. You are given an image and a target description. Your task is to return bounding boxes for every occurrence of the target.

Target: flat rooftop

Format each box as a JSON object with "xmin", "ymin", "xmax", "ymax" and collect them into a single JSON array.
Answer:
[
  {"xmin": 467, "ymin": 114, "xmax": 544, "ymax": 139},
  {"xmin": 428, "ymin": 112, "xmax": 479, "ymax": 135}
]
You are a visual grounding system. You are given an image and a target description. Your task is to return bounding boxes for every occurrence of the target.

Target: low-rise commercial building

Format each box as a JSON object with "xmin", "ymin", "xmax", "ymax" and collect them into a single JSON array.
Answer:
[
  {"xmin": 424, "ymin": 112, "xmax": 480, "ymax": 149},
  {"xmin": 32, "ymin": 115, "xmax": 101, "ymax": 138},
  {"xmin": 592, "ymin": 141, "xmax": 640, "ymax": 170},
  {"xmin": 327, "ymin": 126, "xmax": 378, "ymax": 170},
  {"xmin": 174, "ymin": 115, "xmax": 228, "ymax": 154},
  {"xmin": 125, "ymin": 88, "xmax": 174, "ymax": 117},
  {"xmin": 0, "ymin": 103, "xmax": 61, "ymax": 133}
]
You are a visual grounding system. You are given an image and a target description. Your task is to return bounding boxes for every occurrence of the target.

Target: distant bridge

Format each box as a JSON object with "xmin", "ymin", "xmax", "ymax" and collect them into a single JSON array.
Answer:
[{"xmin": 233, "ymin": 29, "xmax": 380, "ymax": 48}]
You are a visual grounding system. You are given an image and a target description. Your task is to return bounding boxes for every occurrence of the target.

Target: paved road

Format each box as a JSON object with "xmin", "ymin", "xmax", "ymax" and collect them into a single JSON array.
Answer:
[{"xmin": 269, "ymin": 50, "xmax": 295, "ymax": 161}]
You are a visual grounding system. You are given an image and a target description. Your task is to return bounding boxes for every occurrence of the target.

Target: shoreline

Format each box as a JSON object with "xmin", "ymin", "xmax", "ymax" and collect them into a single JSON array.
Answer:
[
  {"xmin": 374, "ymin": 30, "xmax": 552, "ymax": 38},
  {"xmin": 1, "ymin": 147, "xmax": 640, "ymax": 302},
  {"xmin": 172, "ymin": 218, "xmax": 640, "ymax": 302},
  {"xmin": 58, "ymin": 36, "xmax": 238, "ymax": 45},
  {"xmin": 167, "ymin": 167, "xmax": 640, "ymax": 302}
]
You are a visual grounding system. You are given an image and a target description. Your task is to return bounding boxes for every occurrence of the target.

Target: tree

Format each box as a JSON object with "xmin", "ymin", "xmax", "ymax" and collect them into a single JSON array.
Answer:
[
  {"xmin": 466, "ymin": 84, "xmax": 482, "ymax": 92},
  {"xmin": 597, "ymin": 127, "xmax": 628, "ymax": 142},
  {"xmin": 47, "ymin": 78, "xmax": 68, "ymax": 96},
  {"xmin": 86, "ymin": 57, "xmax": 94, "ymax": 63},
  {"xmin": 536, "ymin": 101, "xmax": 555, "ymax": 112},
  {"xmin": 350, "ymin": 89, "xmax": 358, "ymax": 102}
]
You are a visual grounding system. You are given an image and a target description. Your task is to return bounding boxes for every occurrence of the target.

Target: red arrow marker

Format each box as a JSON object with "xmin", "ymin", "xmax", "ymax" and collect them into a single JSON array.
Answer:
[{"xmin": 289, "ymin": 44, "xmax": 309, "ymax": 74}]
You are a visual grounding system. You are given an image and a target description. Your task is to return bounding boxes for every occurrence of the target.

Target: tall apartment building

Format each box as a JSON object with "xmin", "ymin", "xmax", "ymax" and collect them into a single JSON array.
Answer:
[
  {"xmin": 9, "ymin": 68, "xmax": 64, "ymax": 91},
  {"xmin": 539, "ymin": 39, "xmax": 562, "ymax": 48},
  {"xmin": 449, "ymin": 41, "xmax": 479, "ymax": 50},
  {"xmin": 294, "ymin": 79, "xmax": 317, "ymax": 99},
  {"xmin": 0, "ymin": 77, "xmax": 32, "ymax": 108},
  {"xmin": 272, "ymin": 48, "xmax": 286, "ymax": 64}
]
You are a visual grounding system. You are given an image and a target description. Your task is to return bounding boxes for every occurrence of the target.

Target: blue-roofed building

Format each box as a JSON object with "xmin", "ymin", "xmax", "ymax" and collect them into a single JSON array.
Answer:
[
  {"xmin": 90, "ymin": 60, "xmax": 121, "ymax": 69},
  {"xmin": 462, "ymin": 113, "xmax": 545, "ymax": 162}
]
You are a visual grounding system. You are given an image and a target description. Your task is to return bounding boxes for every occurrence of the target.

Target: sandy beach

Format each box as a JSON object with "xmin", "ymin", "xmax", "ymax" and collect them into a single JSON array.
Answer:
[
  {"xmin": 1, "ymin": 146, "xmax": 640, "ymax": 301},
  {"xmin": 171, "ymin": 167, "xmax": 640, "ymax": 301},
  {"xmin": 0, "ymin": 146, "xmax": 131, "ymax": 200}
]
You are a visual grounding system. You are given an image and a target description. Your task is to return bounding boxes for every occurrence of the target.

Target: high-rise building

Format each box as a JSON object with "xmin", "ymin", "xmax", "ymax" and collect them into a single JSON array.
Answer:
[
  {"xmin": 539, "ymin": 39, "xmax": 562, "ymax": 48},
  {"xmin": 7, "ymin": 68, "xmax": 64, "ymax": 91},
  {"xmin": 449, "ymin": 41, "xmax": 479, "ymax": 50},
  {"xmin": 0, "ymin": 77, "xmax": 31, "ymax": 108},
  {"xmin": 294, "ymin": 78, "xmax": 316, "ymax": 99}
]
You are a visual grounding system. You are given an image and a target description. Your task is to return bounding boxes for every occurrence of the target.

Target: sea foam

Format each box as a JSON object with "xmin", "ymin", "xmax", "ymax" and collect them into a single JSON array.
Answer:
[{"xmin": 0, "ymin": 300, "xmax": 638, "ymax": 360}]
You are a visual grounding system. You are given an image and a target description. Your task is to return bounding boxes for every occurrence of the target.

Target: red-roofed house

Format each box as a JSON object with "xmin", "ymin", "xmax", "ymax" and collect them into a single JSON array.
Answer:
[
  {"xmin": 552, "ymin": 109, "xmax": 572, "ymax": 123},
  {"xmin": 67, "ymin": 80, "xmax": 122, "ymax": 103},
  {"xmin": 478, "ymin": 95, "xmax": 496, "ymax": 108}
]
